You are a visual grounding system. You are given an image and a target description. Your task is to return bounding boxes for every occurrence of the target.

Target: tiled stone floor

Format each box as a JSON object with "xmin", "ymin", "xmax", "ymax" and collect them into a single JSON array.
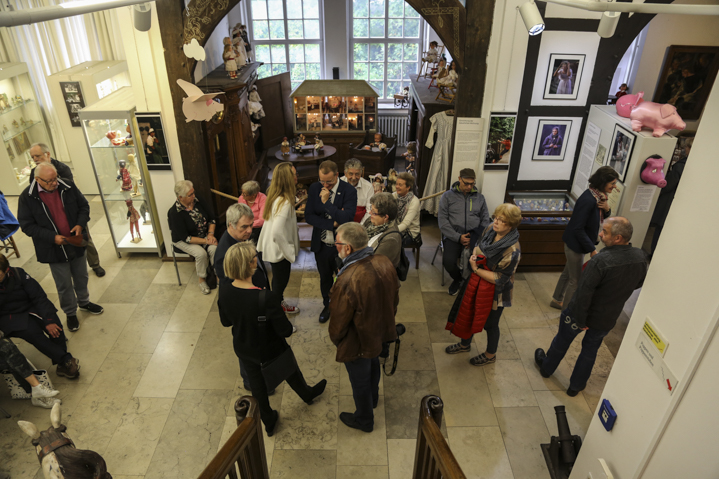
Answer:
[{"xmin": 1, "ymin": 196, "xmax": 618, "ymax": 479}]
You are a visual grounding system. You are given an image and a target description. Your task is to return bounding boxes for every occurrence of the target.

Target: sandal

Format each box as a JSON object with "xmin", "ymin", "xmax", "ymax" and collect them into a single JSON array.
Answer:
[
  {"xmin": 470, "ymin": 353, "xmax": 496, "ymax": 366},
  {"xmin": 445, "ymin": 343, "xmax": 471, "ymax": 354}
]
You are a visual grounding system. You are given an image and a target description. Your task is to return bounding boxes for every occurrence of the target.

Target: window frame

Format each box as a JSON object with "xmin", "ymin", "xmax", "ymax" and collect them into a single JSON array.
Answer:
[
  {"xmin": 245, "ymin": 0, "xmax": 326, "ymax": 86},
  {"xmin": 349, "ymin": 0, "xmax": 426, "ymax": 101}
]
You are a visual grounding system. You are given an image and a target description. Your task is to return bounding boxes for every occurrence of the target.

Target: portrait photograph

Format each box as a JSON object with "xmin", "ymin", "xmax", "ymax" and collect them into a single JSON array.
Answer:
[
  {"xmin": 70, "ymin": 103, "xmax": 83, "ymax": 112},
  {"xmin": 654, "ymin": 45, "xmax": 719, "ymax": 121},
  {"xmin": 136, "ymin": 112, "xmax": 172, "ymax": 170},
  {"xmin": 485, "ymin": 113, "xmax": 516, "ymax": 170},
  {"xmin": 606, "ymin": 125, "xmax": 635, "ymax": 182},
  {"xmin": 543, "ymin": 54, "xmax": 585, "ymax": 100},
  {"xmin": 532, "ymin": 120, "xmax": 572, "ymax": 161},
  {"xmin": 63, "ymin": 83, "xmax": 78, "ymax": 93}
]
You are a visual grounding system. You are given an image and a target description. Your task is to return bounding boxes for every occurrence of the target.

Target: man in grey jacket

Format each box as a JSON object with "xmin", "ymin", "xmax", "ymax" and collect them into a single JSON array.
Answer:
[
  {"xmin": 437, "ymin": 168, "xmax": 491, "ymax": 295},
  {"xmin": 535, "ymin": 217, "xmax": 648, "ymax": 397}
]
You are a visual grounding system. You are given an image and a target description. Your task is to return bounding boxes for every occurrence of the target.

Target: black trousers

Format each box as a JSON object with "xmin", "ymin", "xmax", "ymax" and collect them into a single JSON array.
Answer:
[
  {"xmin": 270, "ymin": 259, "xmax": 292, "ymax": 302},
  {"xmin": 344, "ymin": 356, "xmax": 381, "ymax": 429},
  {"xmin": 459, "ymin": 307, "xmax": 504, "ymax": 354},
  {"xmin": 442, "ymin": 237, "xmax": 464, "ymax": 283},
  {"xmin": 6, "ymin": 314, "xmax": 71, "ymax": 365},
  {"xmin": 242, "ymin": 356, "xmax": 314, "ymax": 429},
  {"xmin": 315, "ymin": 243, "xmax": 339, "ymax": 306}
]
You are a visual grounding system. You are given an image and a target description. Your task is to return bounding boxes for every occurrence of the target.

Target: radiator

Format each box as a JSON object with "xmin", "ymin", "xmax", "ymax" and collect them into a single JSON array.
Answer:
[{"xmin": 378, "ymin": 112, "xmax": 407, "ymax": 146}]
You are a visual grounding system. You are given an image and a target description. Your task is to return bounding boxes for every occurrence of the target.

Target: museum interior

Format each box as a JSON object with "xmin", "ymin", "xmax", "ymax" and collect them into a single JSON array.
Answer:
[{"xmin": 0, "ymin": 0, "xmax": 718, "ymax": 477}]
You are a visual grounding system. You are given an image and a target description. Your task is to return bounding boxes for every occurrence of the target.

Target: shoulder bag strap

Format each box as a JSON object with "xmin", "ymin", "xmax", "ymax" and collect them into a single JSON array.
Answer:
[{"xmin": 256, "ymin": 289, "xmax": 268, "ymax": 345}]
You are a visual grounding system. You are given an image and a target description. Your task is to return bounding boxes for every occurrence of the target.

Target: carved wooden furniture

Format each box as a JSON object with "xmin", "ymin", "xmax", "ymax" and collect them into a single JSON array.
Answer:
[
  {"xmin": 268, "ymin": 145, "xmax": 337, "ymax": 185},
  {"xmin": 348, "ymin": 133, "xmax": 398, "ymax": 176},
  {"xmin": 407, "ymin": 77, "xmax": 455, "ymax": 195},
  {"xmin": 198, "ymin": 63, "xmax": 260, "ymax": 218},
  {"xmin": 412, "ymin": 395, "xmax": 466, "ymax": 479}
]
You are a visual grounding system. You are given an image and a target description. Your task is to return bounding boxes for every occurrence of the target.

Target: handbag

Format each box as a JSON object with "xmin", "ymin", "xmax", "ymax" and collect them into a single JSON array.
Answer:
[
  {"xmin": 2, "ymin": 360, "xmax": 54, "ymax": 400},
  {"xmin": 257, "ymin": 290, "xmax": 299, "ymax": 391}
]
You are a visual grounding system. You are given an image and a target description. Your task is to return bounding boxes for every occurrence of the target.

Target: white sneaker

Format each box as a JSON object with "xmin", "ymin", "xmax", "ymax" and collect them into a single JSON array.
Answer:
[
  {"xmin": 282, "ymin": 301, "xmax": 300, "ymax": 314},
  {"xmin": 292, "ymin": 324, "xmax": 297, "ymax": 333},
  {"xmin": 32, "ymin": 397, "xmax": 61, "ymax": 409},
  {"xmin": 199, "ymin": 282, "xmax": 211, "ymax": 295},
  {"xmin": 32, "ymin": 383, "xmax": 60, "ymax": 398}
]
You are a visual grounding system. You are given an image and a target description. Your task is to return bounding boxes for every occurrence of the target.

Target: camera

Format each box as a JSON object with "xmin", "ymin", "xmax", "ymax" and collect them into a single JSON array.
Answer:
[{"xmin": 380, "ymin": 323, "xmax": 406, "ymax": 358}]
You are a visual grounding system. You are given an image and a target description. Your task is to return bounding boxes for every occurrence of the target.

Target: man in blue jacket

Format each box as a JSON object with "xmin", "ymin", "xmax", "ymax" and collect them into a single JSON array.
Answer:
[
  {"xmin": 535, "ymin": 217, "xmax": 647, "ymax": 397},
  {"xmin": 437, "ymin": 168, "xmax": 491, "ymax": 295},
  {"xmin": 304, "ymin": 160, "xmax": 357, "ymax": 323},
  {"xmin": 17, "ymin": 163, "xmax": 104, "ymax": 333}
]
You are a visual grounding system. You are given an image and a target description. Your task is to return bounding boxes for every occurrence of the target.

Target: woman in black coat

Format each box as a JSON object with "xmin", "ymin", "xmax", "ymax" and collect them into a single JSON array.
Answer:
[
  {"xmin": 218, "ymin": 242, "xmax": 327, "ymax": 436},
  {"xmin": 551, "ymin": 166, "xmax": 619, "ymax": 310}
]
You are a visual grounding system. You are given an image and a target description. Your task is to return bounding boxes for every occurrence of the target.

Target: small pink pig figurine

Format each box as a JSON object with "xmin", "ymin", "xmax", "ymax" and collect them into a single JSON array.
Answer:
[
  {"xmin": 640, "ymin": 155, "xmax": 667, "ymax": 188},
  {"xmin": 615, "ymin": 92, "xmax": 686, "ymax": 137}
]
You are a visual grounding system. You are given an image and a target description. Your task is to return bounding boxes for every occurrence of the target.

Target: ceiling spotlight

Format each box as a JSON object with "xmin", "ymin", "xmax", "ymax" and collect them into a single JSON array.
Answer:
[
  {"xmin": 597, "ymin": 11, "xmax": 620, "ymax": 38},
  {"xmin": 519, "ymin": 2, "xmax": 545, "ymax": 35}
]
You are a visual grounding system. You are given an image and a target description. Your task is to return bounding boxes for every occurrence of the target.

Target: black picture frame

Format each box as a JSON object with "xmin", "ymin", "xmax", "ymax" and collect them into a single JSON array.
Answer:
[
  {"xmin": 532, "ymin": 119, "xmax": 573, "ymax": 161},
  {"xmin": 606, "ymin": 124, "xmax": 635, "ymax": 183},
  {"xmin": 543, "ymin": 54, "xmax": 585, "ymax": 101},
  {"xmin": 59, "ymin": 81, "xmax": 85, "ymax": 127},
  {"xmin": 485, "ymin": 112, "xmax": 516, "ymax": 171},
  {"xmin": 135, "ymin": 112, "xmax": 172, "ymax": 170}
]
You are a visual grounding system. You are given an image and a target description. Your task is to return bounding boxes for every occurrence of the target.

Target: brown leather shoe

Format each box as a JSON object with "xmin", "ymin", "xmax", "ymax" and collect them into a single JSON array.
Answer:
[{"xmin": 57, "ymin": 358, "xmax": 80, "ymax": 379}]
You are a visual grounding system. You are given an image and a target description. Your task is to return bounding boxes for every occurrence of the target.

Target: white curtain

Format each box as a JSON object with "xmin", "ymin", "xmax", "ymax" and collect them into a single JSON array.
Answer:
[{"xmin": 0, "ymin": 0, "xmax": 125, "ymax": 165}]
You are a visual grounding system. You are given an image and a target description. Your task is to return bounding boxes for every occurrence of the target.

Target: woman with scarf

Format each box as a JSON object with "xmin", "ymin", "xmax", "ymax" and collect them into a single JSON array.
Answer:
[
  {"xmin": 362, "ymin": 193, "xmax": 402, "ymax": 268},
  {"xmin": 393, "ymin": 173, "xmax": 421, "ymax": 247},
  {"xmin": 445, "ymin": 203, "xmax": 522, "ymax": 366},
  {"xmin": 550, "ymin": 166, "xmax": 619, "ymax": 310}
]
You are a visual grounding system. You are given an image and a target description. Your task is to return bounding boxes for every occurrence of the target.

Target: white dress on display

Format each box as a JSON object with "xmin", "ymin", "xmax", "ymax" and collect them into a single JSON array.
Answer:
[
  {"xmin": 423, "ymin": 111, "xmax": 455, "ymax": 216},
  {"xmin": 556, "ymin": 69, "xmax": 573, "ymax": 94}
]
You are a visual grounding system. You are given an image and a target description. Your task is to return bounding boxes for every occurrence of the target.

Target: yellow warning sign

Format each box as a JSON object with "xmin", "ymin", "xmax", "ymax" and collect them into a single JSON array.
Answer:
[{"xmin": 643, "ymin": 320, "xmax": 667, "ymax": 356}]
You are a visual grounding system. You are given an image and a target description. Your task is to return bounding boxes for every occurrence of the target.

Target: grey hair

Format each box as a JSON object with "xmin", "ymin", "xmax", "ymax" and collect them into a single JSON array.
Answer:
[
  {"xmin": 344, "ymin": 158, "xmax": 363, "ymax": 172},
  {"xmin": 226, "ymin": 203, "xmax": 253, "ymax": 228},
  {"xmin": 241, "ymin": 180, "xmax": 260, "ymax": 196},
  {"xmin": 370, "ymin": 192, "xmax": 398, "ymax": 221},
  {"xmin": 337, "ymin": 222, "xmax": 368, "ymax": 250},
  {"xmin": 607, "ymin": 217, "xmax": 633, "ymax": 242},
  {"xmin": 35, "ymin": 162, "xmax": 57, "ymax": 176},
  {"xmin": 31, "ymin": 142, "xmax": 51, "ymax": 155},
  {"xmin": 174, "ymin": 180, "xmax": 193, "ymax": 198}
]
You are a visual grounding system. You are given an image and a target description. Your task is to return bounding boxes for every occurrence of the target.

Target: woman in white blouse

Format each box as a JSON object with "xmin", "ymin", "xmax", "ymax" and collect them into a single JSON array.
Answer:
[
  {"xmin": 257, "ymin": 162, "xmax": 300, "ymax": 314},
  {"xmin": 393, "ymin": 172, "xmax": 421, "ymax": 246}
]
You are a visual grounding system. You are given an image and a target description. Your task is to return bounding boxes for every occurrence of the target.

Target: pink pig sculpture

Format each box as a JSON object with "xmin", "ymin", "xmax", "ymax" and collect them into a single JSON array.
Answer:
[
  {"xmin": 640, "ymin": 155, "xmax": 667, "ymax": 188},
  {"xmin": 615, "ymin": 92, "xmax": 686, "ymax": 137}
]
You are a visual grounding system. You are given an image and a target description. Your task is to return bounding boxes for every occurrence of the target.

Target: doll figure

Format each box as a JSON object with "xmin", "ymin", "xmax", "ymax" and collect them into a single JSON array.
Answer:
[
  {"xmin": 12, "ymin": 119, "xmax": 19, "ymax": 129},
  {"xmin": 297, "ymin": 133, "xmax": 306, "ymax": 146},
  {"xmin": 223, "ymin": 38, "xmax": 238, "ymax": 79},
  {"xmin": 314, "ymin": 134, "xmax": 323, "ymax": 151},
  {"xmin": 240, "ymin": 25, "xmax": 252, "ymax": 58},
  {"xmin": 126, "ymin": 199, "xmax": 142, "ymax": 243},
  {"xmin": 125, "ymin": 124, "xmax": 134, "ymax": 146},
  {"xmin": 3, "ymin": 124, "xmax": 8, "ymax": 135},
  {"xmin": 140, "ymin": 200, "xmax": 150, "ymax": 224},
  {"xmin": 404, "ymin": 141, "xmax": 417, "ymax": 175},
  {"xmin": 126, "ymin": 153, "xmax": 142, "ymax": 197},
  {"xmin": 365, "ymin": 132, "xmax": 387, "ymax": 151},
  {"xmin": 19, "ymin": 117, "xmax": 27, "ymax": 127},
  {"xmin": 249, "ymin": 85, "xmax": 262, "ymax": 103},
  {"xmin": 372, "ymin": 173, "xmax": 384, "ymax": 195},
  {"xmin": 437, "ymin": 60, "xmax": 458, "ymax": 87},
  {"xmin": 233, "ymin": 37, "xmax": 248, "ymax": 65},
  {"xmin": 117, "ymin": 160, "xmax": 133, "ymax": 193},
  {"xmin": 423, "ymin": 41, "xmax": 439, "ymax": 63},
  {"xmin": 386, "ymin": 168, "xmax": 397, "ymax": 193},
  {"xmin": 612, "ymin": 83, "xmax": 629, "ymax": 104},
  {"xmin": 432, "ymin": 59, "xmax": 448, "ymax": 81},
  {"xmin": 281, "ymin": 137, "xmax": 290, "ymax": 155}
]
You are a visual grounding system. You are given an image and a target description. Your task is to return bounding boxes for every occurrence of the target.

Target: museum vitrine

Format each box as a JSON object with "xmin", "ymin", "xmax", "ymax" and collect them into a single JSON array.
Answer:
[
  {"xmin": 290, "ymin": 80, "xmax": 378, "ymax": 133},
  {"xmin": 78, "ymin": 87, "xmax": 163, "ymax": 257},
  {"xmin": 0, "ymin": 63, "xmax": 53, "ymax": 195}
]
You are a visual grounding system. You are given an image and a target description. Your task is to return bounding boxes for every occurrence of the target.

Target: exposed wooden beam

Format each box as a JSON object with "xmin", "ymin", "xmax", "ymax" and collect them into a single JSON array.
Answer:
[{"xmin": 406, "ymin": 0, "xmax": 467, "ymax": 68}]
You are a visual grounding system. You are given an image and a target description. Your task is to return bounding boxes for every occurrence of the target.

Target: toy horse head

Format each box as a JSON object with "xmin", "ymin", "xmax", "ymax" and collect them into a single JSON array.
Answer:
[{"xmin": 18, "ymin": 403, "xmax": 112, "ymax": 479}]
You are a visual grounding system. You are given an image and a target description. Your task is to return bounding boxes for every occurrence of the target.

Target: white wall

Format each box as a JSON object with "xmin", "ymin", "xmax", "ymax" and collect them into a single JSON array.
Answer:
[
  {"xmin": 323, "ymin": 0, "xmax": 348, "ymax": 79},
  {"xmin": 631, "ymin": 0, "xmax": 719, "ymax": 131},
  {"xmin": 571, "ymin": 81, "xmax": 719, "ymax": 479}
]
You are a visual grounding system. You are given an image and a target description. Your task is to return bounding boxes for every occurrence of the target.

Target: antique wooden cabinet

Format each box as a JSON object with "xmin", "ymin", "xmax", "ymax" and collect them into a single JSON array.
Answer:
[{"xmin": 198, "ymin": 63, "xmax": 260, "ymax": 217}]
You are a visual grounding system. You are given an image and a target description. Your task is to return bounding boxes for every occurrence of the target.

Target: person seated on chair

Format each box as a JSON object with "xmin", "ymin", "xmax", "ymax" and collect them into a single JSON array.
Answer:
[
  {"xmin": 237, "ymin": 180, "xmax": 266, "ymax": 244},
  {"xmin": 438, "ymin": 168, "xmax": 491, "ymax": 296},
  {"xmin": 0, "ymin": 254, "xmax": 80, "ymax": 380},
  {"xmin": 340, "ymin": 158, "xmax": 373, "ymax": 224},
  {"xmin": 362, "ymin": 193, "xmax": 402, "ymax": 268},
  {"xmin": 1, "ymin": 332, "xmax": 60, "ymax": 408},
  {"xmin": 168, "ymin": 180, "xmax": 217, "ymax": 295},
  {"xmin": 363, "ymin": 132, "xmax": 387, "ymax": 151},
  {"xmin": 393, "ymin": 173, "xmax": 421, "ymax": 248}
]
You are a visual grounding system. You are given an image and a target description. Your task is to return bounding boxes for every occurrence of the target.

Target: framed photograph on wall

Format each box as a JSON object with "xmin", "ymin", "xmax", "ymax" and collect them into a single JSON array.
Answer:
[
  {"xmin": 653, "ymin": 45, "xmax": 719, "ymax": 121},
  {"xmin": 543, "ymin": 54, "xmax": 585, "ymax": 100},
  {"xmin": 532, "ymin": 119, "xmax": 573, "ymax": 161},
  {"xmin": 485, "ymin": 113, "xmax": 516, "ymax": 170},
  {"xmin": 606, "ymin": 124, "xmax": 635, "ymax": 182},
  {"xmin": 135, "ymin": 112, "xmax": 172, "ymax": 170},
  {"xmin": 59, "ymin": 81, "xmax": 85, "ymax": 127}
]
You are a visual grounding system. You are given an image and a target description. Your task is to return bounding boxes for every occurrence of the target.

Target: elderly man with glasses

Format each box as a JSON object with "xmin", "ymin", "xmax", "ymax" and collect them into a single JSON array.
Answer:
[
  {"xmin": 28, "ymin": 143, "xmax": 105, "ymax": 278},
  {"xmin": 438, "ymin": 168, "xmax": 491, "ymax": 296},
  {"xmin": 17, "ymin": 162, "xmax": 104, "ymax": 333}
]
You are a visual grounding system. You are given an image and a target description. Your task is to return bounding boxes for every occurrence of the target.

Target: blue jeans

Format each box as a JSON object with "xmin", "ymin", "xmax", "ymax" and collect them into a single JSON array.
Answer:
[
  {"xmin": 344, "ymin": 356, "xmax": 381, "ymax": 429},
  {"xmin": 540, "ymin": 310, "xmax": 610, "ymax": 391}
]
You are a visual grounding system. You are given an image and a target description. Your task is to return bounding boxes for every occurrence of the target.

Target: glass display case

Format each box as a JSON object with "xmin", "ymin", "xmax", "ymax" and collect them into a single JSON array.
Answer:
[
  {"xmin": 0, "ymin": 62, "xmax": 52, "ymax": 195},
  {"xmin": 507, "ymin": 190, "xmax": 574, "ymax": 225},
  {"xmin": 291, "ymin": 80, "xmax": 378, "ymax": 133},
  {"xmin": 78, "ymin": 87, "xmax": 163, "ymax": 257}
]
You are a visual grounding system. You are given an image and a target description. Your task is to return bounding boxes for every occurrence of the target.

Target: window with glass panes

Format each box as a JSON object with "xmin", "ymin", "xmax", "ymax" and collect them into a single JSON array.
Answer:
[
  {"xmin": 351, "ymin": 0, "xmax": 423, "ymax": 100},
  {"xmin": 249, "ymin": 0, "xmax": 323, "ymax": 88}
]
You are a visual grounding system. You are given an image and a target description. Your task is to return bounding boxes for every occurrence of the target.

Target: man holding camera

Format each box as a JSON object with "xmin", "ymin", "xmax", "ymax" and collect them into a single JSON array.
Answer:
[{"xmin": 329, "ymin": 222, "xmax": 399, "ymax": 433}]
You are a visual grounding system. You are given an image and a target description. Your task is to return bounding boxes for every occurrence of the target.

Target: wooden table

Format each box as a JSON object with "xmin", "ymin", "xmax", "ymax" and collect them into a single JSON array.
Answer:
[
  {"xmin": 274, "ymin": 145, "xmax": 336, "ymax": 164},
  {"xmin": 268, "ymin": 145, "xmax": 337, "ymax": 184}
]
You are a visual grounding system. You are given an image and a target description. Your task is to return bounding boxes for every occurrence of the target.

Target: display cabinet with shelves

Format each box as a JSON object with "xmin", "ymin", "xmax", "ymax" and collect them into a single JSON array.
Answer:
[
  {"xmin": 0, "ymin": 62, "xmax": 52, "ymax": 195},
  {"xmin": 78, "ymin": 87, "xmax": 163, "ymax": 257}
]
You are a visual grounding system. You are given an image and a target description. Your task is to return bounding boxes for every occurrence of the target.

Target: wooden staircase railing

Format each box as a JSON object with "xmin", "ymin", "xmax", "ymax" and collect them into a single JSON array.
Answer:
[
  {"xmin": 198, "ymin": 396, "xmax": 269, "ymax": 479},
  {"xmin": 413, "ymin": 395, "xmax": 466, "ymax": 479}
]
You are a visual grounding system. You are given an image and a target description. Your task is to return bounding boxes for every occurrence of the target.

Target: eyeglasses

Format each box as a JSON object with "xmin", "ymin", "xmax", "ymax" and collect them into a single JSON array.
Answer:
[
  {"xmin": 491, "ymin": 215, "xmax": 506, "ymax": 224},
  {"xmin": 460, "ymin": 178, "xmax": 476, "ymax": 187},
  {"xmin": 37, "ymin": 177, "xmax": 58, "ymax": 185},
  {"xmin": 370, "ymin": 211, "xmax": 383, "ymax": 216},
  {"xmin": 31, "ymin": 153, "xmax": 46, "ymax": 159}
]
